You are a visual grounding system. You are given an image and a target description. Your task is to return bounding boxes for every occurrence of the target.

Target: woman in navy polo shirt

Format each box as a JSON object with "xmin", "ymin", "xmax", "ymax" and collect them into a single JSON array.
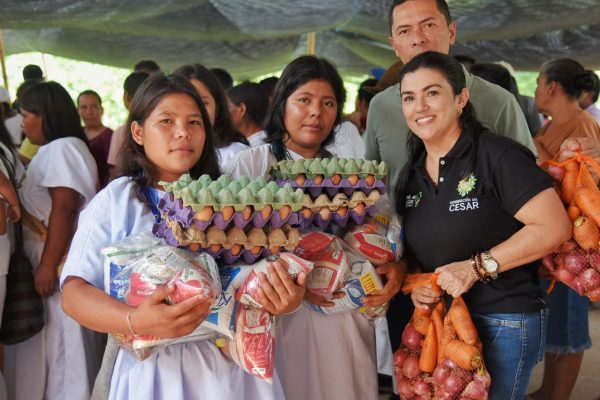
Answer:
[{"xmin": 394, "ymin": 51, "xmax": 571, "ymax": 400}]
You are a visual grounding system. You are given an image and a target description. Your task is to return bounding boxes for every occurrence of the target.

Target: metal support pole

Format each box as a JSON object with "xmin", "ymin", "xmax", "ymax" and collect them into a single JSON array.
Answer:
[
  {"xmin": 0, "ymin": 30, "xmax": 9, "ymax": 91},
  {"xmin": 307, "ymin": 32, "xmax": 316, "ymax": 55}
]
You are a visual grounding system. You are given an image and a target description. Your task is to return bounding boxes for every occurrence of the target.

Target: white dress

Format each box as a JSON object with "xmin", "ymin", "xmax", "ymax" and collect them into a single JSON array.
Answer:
[
  {"xmin": 4, "ymin": 137, "xmax": 100, "ymax": 400},
  {"xmin": 60, "ymin": 177, "xmax": 284, "ymax": 400},
  {"xmin": 216, "ymin": 142, "xmax": 249, "ymax": 172},
  {"xmin": 325, "ymin": 120, "xmax": 366, "ymax": 159},
  {"xmin": 247, "ymin": 130, "xmax": 267, "ymax": 147},
  {"xmin": 225, "ymin": 144, "xmax": 378, "ymax": 400}
]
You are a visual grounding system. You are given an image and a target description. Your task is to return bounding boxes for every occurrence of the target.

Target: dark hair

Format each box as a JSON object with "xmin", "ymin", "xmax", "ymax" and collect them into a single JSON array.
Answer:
[
  {"xmin": 134, "ymin": 60, "xmax": 161, "ymax": 73},
  {"xmin": 264, "ymin": 55, "xmax": 346, "ymax": 161},
  {"xmin": 0, "ymin": 121, "xmax": 16, "ymax": 159},
  {"xmin": 117, "ymin": 73, "xmax": 221, "ymax": 196},
  {"xmin": 23, "ymin": 64, "xmax": 43, "ymax": 81},
  {"xmin": 388, "ymin": 0, "xmax": 452, "ymax": 32},
  {"xmin": 395, "ymin": 51, "xmax": 485, "ymax": 215},
  {"xmin": 14, "ymin": 79, "xmax": 43, "ymax": 110},
  {"xmin": 453, "ymin": 55, "xmax": 476, "ymax": 71},
  {"xmin": 19, "ymin": 81, "xmax": 88, "ymax": 145},
  {"xmin": 470, "ymin": 63, "xmax": 518, "ymax": 96},
  {"xmin": 210, "ymin": 68, "xmax": 234, "ymax": 90},
  {"xmin": 540, "ymin": 58, "xmax": 595, "ymax": 100},
  {"xmin": 77, "ymin": 90, "xmax": 102, "ymax": 106},
  {"xmin": 358, "ymin": 78, "xmax": 378, "ymax": 104},
  {"xmin": 583, "ymin": 70, "xmax": 600, "ymax": 103},
  {"xmin": 174, "ymin": 64, "xmax": 248, "ymax": 148},
  {"xmin": 227, "ymin": 82, "xmax": 269, "ymax": 127},
  {"xmin": 259, "ymin": 76, "xmax": 279, "ymax": 98},
  {"xmin": 124, "ymin": 72, "xmax": 150, "ymax": 97}
]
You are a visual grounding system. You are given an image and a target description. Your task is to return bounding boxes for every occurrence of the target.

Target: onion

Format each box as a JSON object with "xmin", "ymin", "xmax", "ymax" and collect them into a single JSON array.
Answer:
[
  {"xmin": 581, "ymin": 268, "xmax": 600, "ymax": 290},
  {"xmin": 394, "ymin": 349, "xmax": 410, "ymax": 368},
  {"xmin": 589, "ymin": 253, "xmax": 600, "ymax": 272},
  {"xmin": 443, "ymin": 358, "xmax": 458, "ymax": 369},
  {"xmin": 461, "ymin": 380, "xmax": 487, "ymax": 399},
  {"xmin": 397, "ymin": 377, "xmax": 413, "ymax": 398},
  {"xmin": 586, "ymin": 286, "xmax": 600, "ymax": 299},
  {"xmin": 571, "ymin": 275, "xmax": 586, "ymax": 295},
  {"xmin": 403, "ymin": 356, "xmax": 421, "ymax": 379},
  {"xmin": 433, "ymin": 365, "xmax": 450, "ymax": 386},
  {"xmin": 541, "ymin": 255, "xmax": 556, "ymax": 271},
  {"xmin": 555, "ymin": 268, "xmax": 576, "ymax": 285},
  {"xmin": 547, "ymin": 165, "xmax": 565, "ymax": 180},
  {"xmin": 413, "ymin": 378, "xmax": 431, "ymax": 396},
  {"xmin": 443, "ymin": 374, "xmax": 463, "ymax": 395},
  {"xmin": 564, "ymin": 252, "xmax": 589, "ymax": 275},
  {"xmin": 402, "ymin": 324, "xmax": 422, "ymax": 351},
  {"xmin": 554, "ymin": 254, "xmax": 566, "ymax": 269},
  {"xmin": 561, "ymin": 240, "xmax": 578, "ymax": 253}
]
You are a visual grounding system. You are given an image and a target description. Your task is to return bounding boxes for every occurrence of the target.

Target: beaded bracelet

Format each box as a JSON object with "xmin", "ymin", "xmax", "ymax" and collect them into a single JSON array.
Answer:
[{"xmin": 471, "ymin": 252, "xmax": 489, "ymax": 284}]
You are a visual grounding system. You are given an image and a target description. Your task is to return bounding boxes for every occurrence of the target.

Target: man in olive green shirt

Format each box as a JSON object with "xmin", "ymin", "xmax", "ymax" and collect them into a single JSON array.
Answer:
[{"xmin": 363, "ymin": 0, "xmax": 536, "ymax": 198}]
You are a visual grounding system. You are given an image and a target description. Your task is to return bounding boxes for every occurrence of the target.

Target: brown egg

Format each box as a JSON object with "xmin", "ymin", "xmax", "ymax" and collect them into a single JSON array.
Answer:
[
  {"xmin": 313, "ymin": 174, "xmax": 324, "ymax": 185},
  {"xmin": 261, "ymin": 205, "xmax": 273, "ymax": 220},
  {"xmin": 221, "ymin": 206, "xmax": 234, "ymax": 221},
  {"xmin": 365, "ymin": 174, "xmax": 376, "ymax": 187},
  {"xmin": 279, "ymin": 205, "xmax": 291, "ymax": 220},
  {"xmin": 295, "ymin": 174, "xmax": 307, "ymax": 186},
  {"xmin": 319, "ymin": 207, "xmax": 331, "ymax": 221},
  {"xmin": 301, "ymin": 208, "xmax": 313, "ymax": 219},
  {"xmin": 331, "ymin": 174, "xmax": 342, "ymax": 186},
  {"xmin": 188, "ymin": 243, "xmax": 201, "ymax": 252},
  {"xmin": 269, "ymin": 246, "xmax": 281, "ymax": 254},
  {"xmin": 348, "ymin": 174, "xmax": 359, "ymax": 186},
  {"xmin": 241, "ymin": 205, "xmax": 253, "ymax": 221},
  {"xmin": 194, "ymin": 206, "xmax": 214, "ymax": 222},
  {"xmin": 354, "ymin": 202, "xmax": 366, "ymax": 215},
  {"xmin": 230, "ymin": 244, "xmax": 243, "ymax": 256},
  {"xmin": 337, "ymin": 206, "xmax": 349, "ymax": 217},
  {"xmin": 209, "ymin": 244, "xmax": 222, "ymax": 253},
  {"xmin": 250, "ymin": 246, "xmax": 263, "ymax": 255}
]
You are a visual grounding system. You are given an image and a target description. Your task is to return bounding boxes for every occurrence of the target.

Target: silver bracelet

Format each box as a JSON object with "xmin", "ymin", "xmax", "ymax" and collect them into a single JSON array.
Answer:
[{"xmin": 126, "ymin": 310, "xmax": 139, "ymax": 337}]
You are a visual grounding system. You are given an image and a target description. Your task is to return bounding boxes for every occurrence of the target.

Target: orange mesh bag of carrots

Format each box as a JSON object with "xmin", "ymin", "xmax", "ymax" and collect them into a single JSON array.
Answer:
[
  {"xmin": 395, "ymin": 273, "xmax": 491, "ymax": 400},
  {"xmin": 541, "ymin": 154, "xmax": 600, "ymax": 300}
]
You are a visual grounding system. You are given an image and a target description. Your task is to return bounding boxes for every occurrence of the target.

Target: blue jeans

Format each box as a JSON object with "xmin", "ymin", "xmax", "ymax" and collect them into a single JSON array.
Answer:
[{"xmin": 472, "ymin": 308, "xmax": 549, "ymax": 400}]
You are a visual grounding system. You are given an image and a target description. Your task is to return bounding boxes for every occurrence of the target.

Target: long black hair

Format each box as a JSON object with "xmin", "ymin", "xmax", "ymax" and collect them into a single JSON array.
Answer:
[
  {"xmin": 395, "ymin": 51, "xmax": 487, "ymax": 215},
  {"xmin": 173, "ymin": 64, "xmax": 248, "ymax": 148},
  {"xmin": 18, "ymin": 81, "xmax": 88, "ymax": 145},
  {"xmin": 264, "ymin": 55, "xmax": 346, "ymax": 161},
  {"xmin": 117, "ymin": 73, "xmax": 221, "ymax": 198}
]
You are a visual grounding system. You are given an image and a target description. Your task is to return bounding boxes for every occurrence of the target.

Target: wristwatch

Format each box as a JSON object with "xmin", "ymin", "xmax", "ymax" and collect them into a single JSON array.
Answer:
[{"xmin": 482, "ymin": 251, "xmax": 499, "ymax": 280}]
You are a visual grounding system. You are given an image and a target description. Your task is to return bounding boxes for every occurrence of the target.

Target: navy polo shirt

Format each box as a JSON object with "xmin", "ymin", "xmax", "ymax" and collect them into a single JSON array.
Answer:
[{"xmin": 403, "ymin": 130, "xmax": 552, "ymax": 314}]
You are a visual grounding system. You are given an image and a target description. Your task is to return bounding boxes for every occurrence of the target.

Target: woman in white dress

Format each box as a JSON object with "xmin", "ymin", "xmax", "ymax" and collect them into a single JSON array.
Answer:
[
  {"xmin": 226, "ymin": 81, "xmax": 269, "ymax": 147},
  {"xmin": 3, "ymin": 81, "xmax": 101, "ymax": 400},
  {"xmin": 174, "ymin": 65, "xmax": 249, "ymax": 170},
  {"xmin": 225, "ymin": 55, "xmax": 379, "ymax": 400},
  {"xmin": 61, "ymin": 73, "xmax": 306, "ymax": 400}
]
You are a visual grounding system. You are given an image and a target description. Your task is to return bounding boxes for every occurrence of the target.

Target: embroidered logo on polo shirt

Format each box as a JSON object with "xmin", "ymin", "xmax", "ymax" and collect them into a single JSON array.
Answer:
[
  {"xmin": 457, "ymin": 173, "xmax": 477, "ymax": 197},
  {"xmin": 405, "ymin": 192, "xmax": 422, "ymax": 208}
]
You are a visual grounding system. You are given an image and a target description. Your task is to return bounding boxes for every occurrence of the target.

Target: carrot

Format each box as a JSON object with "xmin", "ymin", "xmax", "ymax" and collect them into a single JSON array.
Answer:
[
  {"xmin": 433, "ymin": 300, "xmax": 444, "ymax": 317},
  {"xmin": 574, "ymin": 186, "xmax": 600, "ymax": 229},
  {"xmin": 576, "ymin": 159, "xmax": 598, "ymax": 190},
  {"xmin": 401, "ymin": 273, "xmax": 441, "ymax": 294},
  {"xmin": 413, "ymin": 315, "xmax": 431, "ymax": 336},
  {"xmin": 431, "ymin": 309, "xmax": 444, "ymax": 366},
  {"xmin": 573, "ymin": 216, "xmax": 600, "ymax": 251},
  {"xmin": 419, "ymin": 321, "xmax": 437, "ymax": 373},
  {"xmin": 567, "ymin": 205, "xmax": 582, "ymax": 222},
  {"xmin": 445, "ymin": 340, "xmax": 482, "ymax": 371},
  {"xmin": 440, "ymin": 315, "xmax": 456, "ymax": 361},
  {"xmin": 561, "ymin": 159, "xmax": 579, "ymax": 204},
  {"xmin": 448, "ymin": 297, "xmax": 478, "ymax": 346}
]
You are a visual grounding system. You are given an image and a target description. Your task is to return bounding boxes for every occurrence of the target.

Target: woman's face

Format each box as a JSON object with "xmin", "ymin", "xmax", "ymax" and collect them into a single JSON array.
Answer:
[
  {"xmin": 283, "ymin": 79, "xmax": 338, "ymax": 158},
  {"xmin": 190, "ymin": 79, "xmax": 217, "ymax": 126},
  {"xmin": 534, "ymin": 73, "xmax": 551, "ymax": 114},
  {"xmin": 131, "ymin": 93, "xmax": 206, "ymax": 183},
  {"xmin": 20, "ymin": 109, "xmax": 45, "ymax": 145},
  {"xmin": 226, "ymin": 97, "xmax": 243, "ymax": 130},
  {"xmin": 400, "ymin": 67, "xmax": 467, "ymax": 144}
]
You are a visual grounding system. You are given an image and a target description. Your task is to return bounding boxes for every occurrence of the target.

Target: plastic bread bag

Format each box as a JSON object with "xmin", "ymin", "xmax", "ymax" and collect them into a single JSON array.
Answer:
[
  {"xmin": 102, "ymin": 233, "xmax": 163, "ymax": 301},
  {"xmin": 363, "ymin": 193, "xmax": 404, "ymax": 262},
  {"xmin": 220, "ymin": 304, "xmax": 276, "ymax": 383},
  {"xmin": 235, "ymin": 253, "xmax": 314, "ymax": 308},
  {"xmin": 110, "ymin": 245, "xmax": 221, "ymax": 359}
]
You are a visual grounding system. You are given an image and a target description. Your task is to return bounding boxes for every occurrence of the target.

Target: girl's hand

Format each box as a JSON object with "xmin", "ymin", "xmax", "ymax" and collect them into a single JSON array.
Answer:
[
  {"xmin": 363, "ymin": 261, "xmax": 406, "ymax": 307},
  {"xmin": 130, "ymin": 284, "xmax": 213, "ymax": 339},
  {"xmin": 256, "ymin": 259, "xmax": 307, "ymax": 315},
  {"xmin": 435, "ymin": 260, "xmax": 478, "ymax": 298},
  {"xmin": 304, "ymin": 290, "xmax": 345, "ymax": 308},
  {"xmin": 8, "ymin": 203, "xmax": 20, "ymax": 223},
  {"xmin": 411, "ymin": 284, "xmax": 442, "ymax": 309},
  {"xmin": 34, "ymin": 263, "xmax": 57, "ymax": 297}
]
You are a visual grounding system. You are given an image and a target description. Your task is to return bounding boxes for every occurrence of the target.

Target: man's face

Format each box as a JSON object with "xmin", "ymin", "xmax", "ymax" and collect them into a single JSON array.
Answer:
[
  {"xmin": 388, "ymin": 0, "xmax": 457, "ymax": 64},
  {"xmin": 78, "ymin": 94, "xmax": 103, "ymax": 127}
]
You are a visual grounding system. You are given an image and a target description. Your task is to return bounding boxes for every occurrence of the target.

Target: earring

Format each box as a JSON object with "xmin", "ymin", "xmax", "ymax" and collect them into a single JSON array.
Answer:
[{"xmin": 457, "ymin": 107, "xmax": 463, "ymax": 116}]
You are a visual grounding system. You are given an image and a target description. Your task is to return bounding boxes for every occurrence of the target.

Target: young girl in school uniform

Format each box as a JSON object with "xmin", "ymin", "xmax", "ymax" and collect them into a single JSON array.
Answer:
[{"xmin": 61, "ymin": 73, "xmax": 306, "ymax": 400}]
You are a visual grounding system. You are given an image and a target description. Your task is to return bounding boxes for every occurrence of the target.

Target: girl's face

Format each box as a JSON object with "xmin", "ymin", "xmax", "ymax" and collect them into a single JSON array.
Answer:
[
  {"xmin": 226, "ymin": 97, "xmax": 244, "ymax": 130},
  {"xmin": 400, "ymin": 67, "xmax": 468, "ymax": 144},
  {"xmin": 131, "ymin": 93, "xmax": 206, "ymax": 183},
  {"xmin": 190, "ymin": 79, "xmax": 217, "ymax": 126},
  {"xmin": 283, "ymin": 79, "xmax": 338, "ymax": 158},
  {"xmin": 20, "ymin": 109, "xmax": 45, "ymax": 145}
]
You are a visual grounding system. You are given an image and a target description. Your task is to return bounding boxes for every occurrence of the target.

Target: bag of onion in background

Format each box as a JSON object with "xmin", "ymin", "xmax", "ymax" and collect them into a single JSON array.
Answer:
[
  {"xmin": 396, "ymin": 273, "xmax": 491, "ymax": 399},
  {"xmin": 541, "ymin": 155, "xmax": 600, "ymax": 300}
]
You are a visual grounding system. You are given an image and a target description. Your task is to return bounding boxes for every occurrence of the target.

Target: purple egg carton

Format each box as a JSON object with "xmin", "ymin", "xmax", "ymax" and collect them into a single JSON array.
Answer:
[
  {"xmin": 274, "ymin": 178, "xmax": 386, "ymax": 197},
  {"xmin": 158, "ymin": 194, "xmax": 194, "ymax": 228},
  {"xmin": 299, "ymin": 205, "xmax": 377, "ymax": 231}
]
